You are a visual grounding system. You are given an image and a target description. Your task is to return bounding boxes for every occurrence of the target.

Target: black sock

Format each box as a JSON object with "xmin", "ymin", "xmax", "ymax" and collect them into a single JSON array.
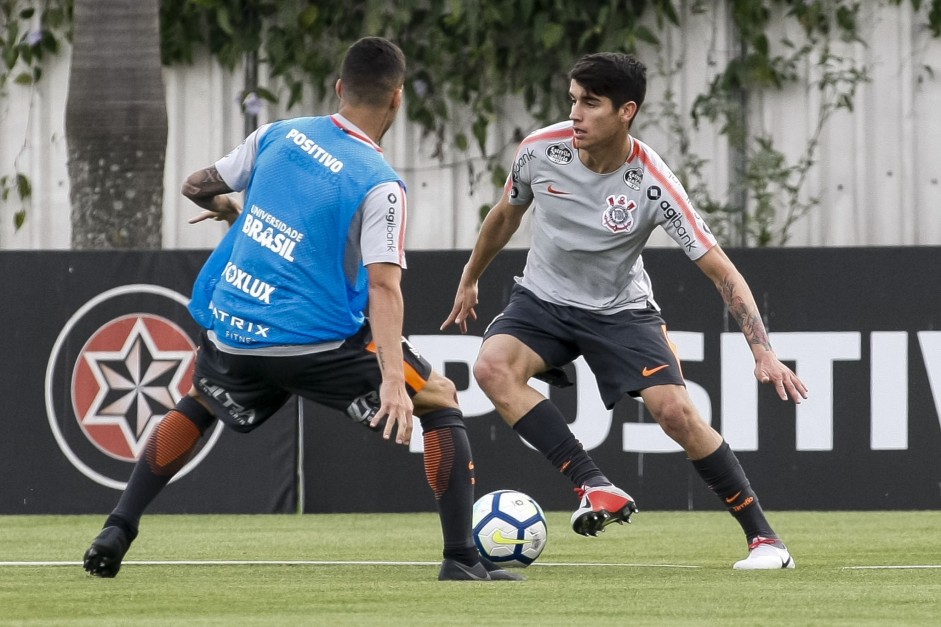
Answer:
[
  {"xmin": 108, "ymin": 396, "xmax": 215, "ymax": 538},
  {"xmin": 512, "ymin": 399, "xmax": 608, "ymax": 488},
  {"xmin": 691, "ymin": 440, "xmax": 775, "ymax": 541},
  {"xmin": 419, "ymin": 408, "xmax": 478, "ymax": 566}
]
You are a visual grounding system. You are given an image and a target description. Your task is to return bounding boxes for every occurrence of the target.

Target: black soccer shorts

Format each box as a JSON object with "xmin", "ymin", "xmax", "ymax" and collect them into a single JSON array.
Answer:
[
  {"xmin": 193, "ymin": 323, "xmax": 432, "ymax": 433},
  {"xmin": 483, "ymin": 284, "xmax": 686, "ymax": 409}
]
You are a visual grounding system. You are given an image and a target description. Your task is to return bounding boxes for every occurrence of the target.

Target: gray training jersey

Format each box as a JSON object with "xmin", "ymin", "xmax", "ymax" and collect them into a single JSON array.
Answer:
[{"xmin": 506, "ymin": 120, "xmax": 717, "ymax": 313}]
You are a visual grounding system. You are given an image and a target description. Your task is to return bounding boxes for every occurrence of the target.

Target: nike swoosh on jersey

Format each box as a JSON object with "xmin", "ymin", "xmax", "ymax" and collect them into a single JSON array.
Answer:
[
  {"xmin": 642, "ymin": 364, "xmax": 670, "ymax": 377},
  {"xmin": 492, "ymin": 529, "xmax": 529, "ymax": 545},
  {"xmin": 547, "ymin": 184, "xmax": 571, "ymax": 195}
]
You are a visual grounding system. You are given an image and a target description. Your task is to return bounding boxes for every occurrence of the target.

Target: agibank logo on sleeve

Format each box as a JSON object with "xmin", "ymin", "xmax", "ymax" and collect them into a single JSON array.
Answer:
[{"xmin": 45, "ymin": 285, "xmax": 222, "ymax": 489}]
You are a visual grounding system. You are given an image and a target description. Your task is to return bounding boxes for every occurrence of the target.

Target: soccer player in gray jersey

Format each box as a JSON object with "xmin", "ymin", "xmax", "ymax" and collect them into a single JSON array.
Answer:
[{"xmin": 443, "ymin": 52, "xmax": 808, "ymax": 570}]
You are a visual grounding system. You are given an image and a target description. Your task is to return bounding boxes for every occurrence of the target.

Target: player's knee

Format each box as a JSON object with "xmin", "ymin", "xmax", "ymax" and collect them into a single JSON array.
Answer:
[
  {"xmin": 472, "ymin": 354, "xmax": 510, "ymax": 394},
  {"xmin": 651, "ymin": 397, "xmax": 700, "ymax": 442},
  {"xmin": 426, "ymin": 371, "xmax": 457, "ymax": 400},
  {"xmin": 413, "ymin": 371, "xmax": 459, "ymax": 413}
]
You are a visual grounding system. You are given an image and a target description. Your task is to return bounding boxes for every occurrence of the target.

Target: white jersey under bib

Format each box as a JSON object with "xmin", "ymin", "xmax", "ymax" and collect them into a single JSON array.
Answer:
[{"xmin": 506, "ymin": 120, "xmax": 717, "ymax": 313}]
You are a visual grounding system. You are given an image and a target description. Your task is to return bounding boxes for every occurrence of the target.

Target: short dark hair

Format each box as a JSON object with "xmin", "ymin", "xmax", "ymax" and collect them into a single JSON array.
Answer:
[
  {"xmin": 568, "ymin": 53, "xmax": 647, "ymax": 113},
  {"xmin": 340, "ymin": 37, "xmax": 406, "ymax": 107}
]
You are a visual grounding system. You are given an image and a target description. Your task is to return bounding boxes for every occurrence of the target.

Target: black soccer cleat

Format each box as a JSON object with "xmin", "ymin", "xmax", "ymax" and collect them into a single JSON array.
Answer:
[
  {"xmin": 479, "ymin": 554, "xmax": 526, "ymax": 581},
  {"xmin": 83, "ymin": 526, "xmax": 131, "ymax": 578},
  {"xmin": 438, "ymin": 558, "xmax": 491, "ymax": 581}
]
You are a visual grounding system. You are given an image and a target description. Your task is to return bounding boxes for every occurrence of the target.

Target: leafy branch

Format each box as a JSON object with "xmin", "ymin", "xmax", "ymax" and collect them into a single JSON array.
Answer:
[
  {"xmin": 3, "ymin": 0, "xmax": 941, "ymax": 242},
  {"xmin": 686, "ymin": 0, "xmax": 873, "ymax": 245},
  {"xmin": 0, "ymin": 0, "xmax": 70, "ymax": 229},
  {"xmin": 0, "ymin": 0, "xmax": 67, "ymax": 89},
  {"xmin": 152, "ymin": 0, "xmax": 941, "ymax": 246}
]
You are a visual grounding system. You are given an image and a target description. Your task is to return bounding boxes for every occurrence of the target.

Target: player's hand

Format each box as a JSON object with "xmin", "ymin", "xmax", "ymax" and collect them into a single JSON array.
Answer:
[
  {"xmin": 188, "ymin": 196, "xmax": 242, "ymax": 226},
  {"xmin": 754, "ymin": 352, "xmax": 808, "ymax": 404},
  {"xmin": 440, "ymin": 282, "xmax": 479, "ymax": 334},
  {"xmin": 372, "ymin": 380, "xmax": 413, "ymax": 445}
]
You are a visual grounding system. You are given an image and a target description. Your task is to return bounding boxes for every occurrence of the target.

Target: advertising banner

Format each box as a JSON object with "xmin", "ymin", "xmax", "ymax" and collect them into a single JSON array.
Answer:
[
  {"xmin": 1, "ymin": 251, "xmax": 297, "ymax": 514},
  {"xmin": 306, "ymin": 248, "xmax": 941, "ymax": 513},
  {"xmin": 2, "ymin": 248, "xmax": 938, "ymax": 513}
]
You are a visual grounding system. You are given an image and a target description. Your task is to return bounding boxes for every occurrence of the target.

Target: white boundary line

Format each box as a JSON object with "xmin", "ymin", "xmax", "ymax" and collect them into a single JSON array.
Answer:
[
  {"xmin": 537, "ymin": 562, "xmax": 699, "ymax": 568},
  {"xmin": 841, "ymin": 565, "xmax": 941, "ymax": 570},
  {"xmin": 9, "ymin": 560, "xmax": 941, "ymax": 570},
  {"xmin": 0, "ymin": 559, "xmax": 699, "ymax": 569}
]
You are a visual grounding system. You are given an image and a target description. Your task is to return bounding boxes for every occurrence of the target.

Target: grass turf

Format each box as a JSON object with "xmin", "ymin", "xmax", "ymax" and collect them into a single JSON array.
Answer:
[{"xmin": 1, "ymin": 511, "xmax": 939, "ymax": 625}]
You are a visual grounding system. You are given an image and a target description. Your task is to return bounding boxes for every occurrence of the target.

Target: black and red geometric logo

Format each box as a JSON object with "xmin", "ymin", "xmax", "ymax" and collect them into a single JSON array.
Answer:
[
  {"xmin": 72, "ymin": 313, "xmax": 195, "ymax": 461},
  {"xmin": 45, "ymin": 284, "xmax": 222, "ymax": 489}
]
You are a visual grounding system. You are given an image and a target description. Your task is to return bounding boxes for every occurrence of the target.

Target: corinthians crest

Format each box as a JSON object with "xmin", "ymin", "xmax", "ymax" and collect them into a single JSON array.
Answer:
[{"xmin": 602, "ymin": 194, "xmax": 637, "ymax": 233}]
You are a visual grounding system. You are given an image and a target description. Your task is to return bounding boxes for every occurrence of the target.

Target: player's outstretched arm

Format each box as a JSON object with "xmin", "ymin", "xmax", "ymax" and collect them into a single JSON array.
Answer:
[
  {"xmin": 695, "ymin": 245, "xmax": 809, "ymax": 404},
  {"xmin": 441, "ymin": 191, "xmax": 528, "ymax": 333},
  {"xmin": 182, "ymin": 166, "xmax": 242, "ymax": 226}
]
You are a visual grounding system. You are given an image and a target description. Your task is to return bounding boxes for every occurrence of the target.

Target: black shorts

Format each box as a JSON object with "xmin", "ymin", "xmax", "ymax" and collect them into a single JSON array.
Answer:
[
  {"xmin": 483, "ymin": 284, "xmax": 685, "ymax": 409},
  {"xmin": 193, "ymin": 324, "xmax": 432, "ymax": 432}
]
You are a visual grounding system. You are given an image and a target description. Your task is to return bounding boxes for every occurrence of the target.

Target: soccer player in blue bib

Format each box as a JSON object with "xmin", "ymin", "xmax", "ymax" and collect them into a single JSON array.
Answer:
[
  {"xmin": 443, "ymin": 52, "xmax": 808, "ymax": 570},
  {"xmin": 83, "ymin": 37, "xmax": 517, "ymax": 582}
]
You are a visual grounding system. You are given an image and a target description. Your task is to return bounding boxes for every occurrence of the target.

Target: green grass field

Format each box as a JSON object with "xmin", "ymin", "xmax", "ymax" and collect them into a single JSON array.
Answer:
[{"xmin": 2, "ymin": 511, "xmax": 939, "ymax": 625}]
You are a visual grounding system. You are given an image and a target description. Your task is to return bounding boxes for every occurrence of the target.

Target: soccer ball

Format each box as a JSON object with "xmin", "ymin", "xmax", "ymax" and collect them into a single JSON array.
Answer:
[{"xmin": 472, "ymin": 489, "xmax": 548, "ymax": 568}]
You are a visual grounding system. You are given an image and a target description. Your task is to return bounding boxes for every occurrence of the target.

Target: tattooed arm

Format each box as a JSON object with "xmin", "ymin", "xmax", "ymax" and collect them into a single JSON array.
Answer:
[
  {"xmin": 181, "ymin": 166, "xmax": 242, "ymax": 226},
  {"xmin": 695, "ymin": 245, "xmax": 808, "ymax": 403}
]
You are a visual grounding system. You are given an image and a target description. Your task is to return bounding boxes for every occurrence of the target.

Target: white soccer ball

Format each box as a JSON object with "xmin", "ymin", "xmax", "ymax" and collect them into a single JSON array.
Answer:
[{"xmin": 472, "ymin": 489, "xmax": 548, "ymax": 568}]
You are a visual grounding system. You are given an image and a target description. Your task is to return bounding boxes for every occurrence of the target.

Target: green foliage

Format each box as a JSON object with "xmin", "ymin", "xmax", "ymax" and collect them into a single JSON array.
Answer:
[
  {"xmin": 0, "ymin": 0, "xmax": 70, "ymax": 231},
  {"xmin": 892, "ymin": 0, "xmax": 941, "ymax": 35},
  {"xmin": 157, "ymin": 1, "xmax": 684, "ymax": 145},
  {"xmin": 148, "ymin": 0, "xmax": 941, "ymax": 245},
  {"xmin": 3, "ymin": 0, "xmax": 941, "ymax": 241},
  {"xmin": 0, "ymin": 1, "xmax": 69, "ymax": 89},
  {"xmin": 685, "ymin": 1, "xmax": 875, "ymax": 245},
  {"xmin": 0, "ymin": 171, "xmax": 30, "ymax": 228}
]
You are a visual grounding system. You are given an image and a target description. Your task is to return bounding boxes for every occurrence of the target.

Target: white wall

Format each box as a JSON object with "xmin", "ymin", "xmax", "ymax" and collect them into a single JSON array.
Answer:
[{"xmin": 1, "ymin": 2, "xmax": 940, "ymax": 251}]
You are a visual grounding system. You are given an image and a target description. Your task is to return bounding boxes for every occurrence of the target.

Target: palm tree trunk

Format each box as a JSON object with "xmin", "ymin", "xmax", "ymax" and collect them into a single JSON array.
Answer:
[{"xmin": 66, "ymin": 0, "xmax": 167, "ymax": 249}]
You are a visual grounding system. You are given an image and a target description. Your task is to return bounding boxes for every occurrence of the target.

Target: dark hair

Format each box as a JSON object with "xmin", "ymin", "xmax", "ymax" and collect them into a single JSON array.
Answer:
[
  {"xmin": 568, "ymin": 53, "xmax": 647, "ymax": 112},
  {"xmin": 340, "ymin": 37, "xmax": 406, "ymax": 107}
]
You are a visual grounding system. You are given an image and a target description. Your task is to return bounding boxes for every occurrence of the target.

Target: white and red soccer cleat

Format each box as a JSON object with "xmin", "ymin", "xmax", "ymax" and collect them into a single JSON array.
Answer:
[{"xmin": 570, "ymin": 484, "xmax": 637, "ymax": 536}]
